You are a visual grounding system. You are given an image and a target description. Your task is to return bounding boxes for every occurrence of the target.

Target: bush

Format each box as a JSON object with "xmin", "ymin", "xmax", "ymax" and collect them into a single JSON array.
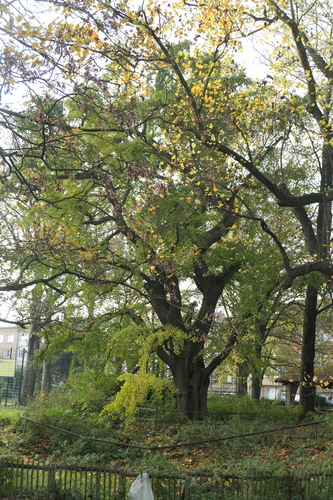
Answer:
[
  {"xmin": 207, "ymin": 394, "xmax": 260, "ymax": 414},
  {"xmin": 207, "ymin": 395, "xmax": 303, "ymax": 424},
  {"xmin": 31, "ymin": 484, "xmax": 84, "ymax": 500},
  {"xmin": 25, "ymin": 391, "xmax": 86, "ymax": 436},
  {"xmin": 102, "ymin": 372, "xmax": 175, "ymax": 425},
  {"xmin": 22, "ymin": 384, "xmax": 116, "ymax": 455}
]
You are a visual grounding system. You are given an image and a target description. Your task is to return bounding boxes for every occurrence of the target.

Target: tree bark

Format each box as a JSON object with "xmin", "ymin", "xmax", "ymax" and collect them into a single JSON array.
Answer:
[
  {"xmin": 20, "ymin": 325, "xmax": 41, "ymax": 405},
  {"xmin": 300, "ymin": 284, "xmax": 318, "ymax": 414},
  {"xmin": 236, "ymin": 361, "xmax": 249, "ymax": 396},
  {"xmin": 251, "ymin": 334, "xmax": 264, "ymax": 400},
  {"xmin": 170, "ymin": 349, "xmax": 210, "ymax": 419},
  {"xmin": 251, "ymin": 375, "xmax": 262, "ymax": 400},
  {"xmin": 41, "ymin": 359, "xmax": 52, "ymax": 394}
]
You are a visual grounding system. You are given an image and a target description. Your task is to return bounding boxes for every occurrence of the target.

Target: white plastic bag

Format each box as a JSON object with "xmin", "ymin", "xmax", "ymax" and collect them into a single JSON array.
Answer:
[{"xmin": 128, "ymin": 473, "xmax": 155, "ymax": 500}]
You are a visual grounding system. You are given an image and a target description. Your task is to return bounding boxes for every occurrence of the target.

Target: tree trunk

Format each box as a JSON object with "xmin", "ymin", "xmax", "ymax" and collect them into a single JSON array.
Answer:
[
  {"xmin": 236, "ymin": 361, "xmax": 249, "ymax": 396},
  {"xmin": 252, "ymin": 375, "xmax": 262, "ymax": 400},
  {"xmin": 251, "ymin": 343, "xmax": 263, "ymax": 400},
  {"xmin": 169, "ymin": 348, "xmax": 210, "ymax": 419},
  {"xmin": 41, "ymin": 359, "xmax": 52, "ymax": 394},
  {"xmin": 20, "ymin": 325, "xmax": 41, "ymax": 405},
  {"xmin": 174, "ymin": 375, "xmax": 210, "ymax": 420},
  {"xmin": 300, "ymin": 283, "xmax": 318, "ymax": 414}
]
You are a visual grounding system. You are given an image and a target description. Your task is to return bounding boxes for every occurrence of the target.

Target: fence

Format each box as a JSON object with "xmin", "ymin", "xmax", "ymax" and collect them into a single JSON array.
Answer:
[
  {"xmin": 1, "ymin": 460, "xmax": 333, "ymax": 499},
  {"xmin": 0, "ymin": 376, "xmax": 21, "ymax": 406},
  {"xmin": 15, "ymin": 418, "xmax": 327, "ymax": 498}
]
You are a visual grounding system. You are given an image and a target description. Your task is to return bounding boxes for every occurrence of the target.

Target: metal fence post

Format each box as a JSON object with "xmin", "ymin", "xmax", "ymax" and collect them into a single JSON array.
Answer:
[
  {"xmin": 118, "ymin": 470, "xmax": 126, "ymax": 499},
  {"xmin": 48, "ymin": 464, "xmax": 56, "ymax": 493}
]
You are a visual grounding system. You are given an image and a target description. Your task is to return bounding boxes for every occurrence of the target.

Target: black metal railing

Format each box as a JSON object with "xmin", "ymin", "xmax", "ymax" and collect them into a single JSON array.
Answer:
[{"xmin": 1, "ymin": 460, "xmax": 333, "ymax": 499}]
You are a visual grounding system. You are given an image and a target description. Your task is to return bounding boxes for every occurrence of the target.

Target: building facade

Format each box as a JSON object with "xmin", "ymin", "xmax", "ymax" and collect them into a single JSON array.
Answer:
[{"xmin": 0, "ymin": 324, "xmax": 28, "ymax": 372}]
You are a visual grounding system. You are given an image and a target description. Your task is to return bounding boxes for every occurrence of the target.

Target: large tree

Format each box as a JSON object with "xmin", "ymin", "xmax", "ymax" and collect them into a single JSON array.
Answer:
[
  {"xmin": 1, "ymin": 0, "xmax": 333, "ymax": 414},
  {"xmin": 0, "ymin": 76, "xmax": 250, "ymax": 416}
]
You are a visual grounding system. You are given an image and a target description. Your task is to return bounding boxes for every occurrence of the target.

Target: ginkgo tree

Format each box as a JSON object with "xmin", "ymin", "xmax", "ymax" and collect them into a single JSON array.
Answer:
[
  {"xmin": 1, "ymin": 0, "xmax": 333, "ymax": 414},
  {"xmin": 0, "ymin": 83, "xmax": 250, "ymax": 416}
]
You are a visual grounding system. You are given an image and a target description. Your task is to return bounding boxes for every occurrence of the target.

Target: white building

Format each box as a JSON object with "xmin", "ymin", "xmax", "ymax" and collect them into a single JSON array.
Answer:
[{"xmin": 0, "ymin": 324, "xmax": 28, "ymax": 375}]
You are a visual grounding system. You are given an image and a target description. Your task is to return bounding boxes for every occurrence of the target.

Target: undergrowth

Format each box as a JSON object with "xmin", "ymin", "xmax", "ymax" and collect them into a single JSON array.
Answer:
[{"xmin": 0, "ymin": 392, "xmax": 331, "ymax": 476}]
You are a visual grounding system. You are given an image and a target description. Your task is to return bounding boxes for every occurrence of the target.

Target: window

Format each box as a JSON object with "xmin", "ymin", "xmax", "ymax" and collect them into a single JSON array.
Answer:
[
  {"xmin": 6, "ymin": 334, "xmax": 14, "ymax": 343},
  {"xmin": 3, "ymin": 349, "xmax": 12, "ymax": 359},
  {"xmin": 0, "ymin": 335, "xmax": 3, "ymax": 343}
]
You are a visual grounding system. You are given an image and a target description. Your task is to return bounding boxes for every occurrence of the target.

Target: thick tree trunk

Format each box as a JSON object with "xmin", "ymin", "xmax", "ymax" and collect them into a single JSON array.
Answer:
[
  {"xmin": 174, "ymin": 372, "xmax": 210, "ymax": 419},
  {"xmin": 169, "ymin": 347, "xmax": 210, "ymax": 419},
  {"xmin": 20, "ymin": 325, "xmax": 41, "ymax": 405},
  {"xmin": 165, "ymin": 331, "xmax": 238, "ymax": 419},
  {"xmin": 236, "ymin": 361, "xmax": 249, "ymax": 396},
  {"xmin": 251, "ymin": 343, "xmax": 263, "ymax": 400},
  {"xmin": 300, "ymin": 284, "xmax": 317, "ymax": 414},
  {"xmin": 41, "ymin": 359, "xmax": 52, "ymax": 394},
  {"xmin": 252, "ymin": 375, "xmax": 262, "ymax": 400}
]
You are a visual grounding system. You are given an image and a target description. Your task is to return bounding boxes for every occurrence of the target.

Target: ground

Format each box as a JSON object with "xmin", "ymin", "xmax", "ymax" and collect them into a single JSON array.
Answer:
[{"xmin": 1, "ymin": 403, "xmax": 332, "ymax": 477}]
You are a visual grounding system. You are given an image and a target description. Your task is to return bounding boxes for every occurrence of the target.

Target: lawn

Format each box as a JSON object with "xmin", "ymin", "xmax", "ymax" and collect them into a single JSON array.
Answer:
[{"xmin": 0, "ymin": 406, "xmax": 21, "ymax": 425}]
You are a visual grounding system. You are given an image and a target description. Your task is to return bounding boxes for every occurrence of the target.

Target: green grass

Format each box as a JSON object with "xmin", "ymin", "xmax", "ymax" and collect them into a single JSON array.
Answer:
[{"xmin": 0, "ymin": 406, "xmax": 21, "ymax": 425}]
